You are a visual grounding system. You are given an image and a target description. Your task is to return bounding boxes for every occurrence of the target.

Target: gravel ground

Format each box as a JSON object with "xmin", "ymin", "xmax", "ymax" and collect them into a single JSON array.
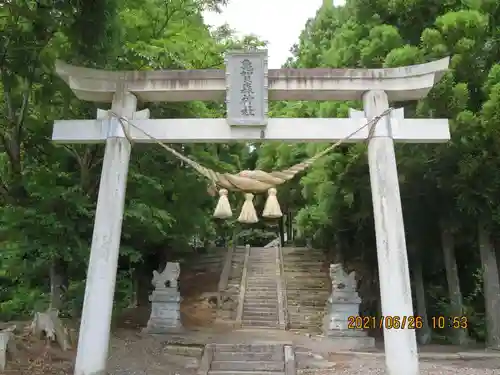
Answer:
[
  {"xmin": 105, "ymin": 331, "xmax": 500, "ymax": 375},
  {"xmin": 107, "ymin": 332, "xmax": 200, "ymax": 375},
  {"xmin": 298, "ymin": 356, "xmax": 500, "ymax": 375}
]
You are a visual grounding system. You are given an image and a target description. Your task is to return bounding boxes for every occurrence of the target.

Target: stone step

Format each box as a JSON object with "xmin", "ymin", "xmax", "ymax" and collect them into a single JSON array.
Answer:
[
  {"xmin": 285, "ymin": 274, "xmax": 328, "ymax": 278},
  {"xmin": 248, "ymin": 274, "xmax": 275, "ymax": 277},
  {"xmin": 213, "ymin": 351, "xmax": 284, "ymax": 361},
  {"xmin": 241, "ymin": 320, "xmax": 279, "ymax": 327},
  {"xmin": 245, "ymin": 288, "xmax": 277, "ymax": 292},
  {"xmin": 214, "ymin": 344, "xmax": 283, "ymax": 352},
  {"xmin": 245, "ymin": 298, "xmax": 277, "ymax": 304},
  {"xmin": 247, "ymin": 280, "xmax": 276, "ymax": 283},
  {"xmin": 211, "ymin": 360, "xmax": 284, "ymax": 371},
  {"xmin": 242, "ymin": 312, "xmax": 278, "ymax": 319},
  {"xmin": 287, "ymin": 292, "xmax": 327, "ymax": 296},
  {"xmin": 243, "ymin": 301, "xmax": 278, "ymax": 308},
  {"xmin": 244, "ymin": 306, "xmax": 278, "ymax": 312},
  {"xmin": 246, "ymin": 286, "xmax": 277, "ymax": 290},
  {"xmin": 286, "ymin": 284, "xmax": 329, "ymax": 287},
  {"xmin": 243, "ymin": 306, "xmax": 278, "ymax": 313},
  {"xmin": 284, "ymin": 276, "xmax": 328, "ymax": 280},
  {"xmin": 245, "ymin": 291, "xmax": 278, "ymax": 300},
  {"xmin": 287, "ymin": 291, "xmax": 328, "ymax": 295},
  {"xmin": 248, "ymin": 263, "xmax": 275, "ymax": 265},
  {"xmin": 288, "ymin": 307, "xmax": 324, "ymax": 312},
  {"xmin": 245, "ymin": 296, "xmax": 277, "ymax": 301},
  {"xmin": 243, "ymin": 303, "xmax": 278, "ymax": 309},
  {"xmin": 244, "ymin": 289, "xmax": 278, "ymax": 296},
  {"xmin": 245, "ymin": 290, "xmax": 277, "ymax": 295},
  {"xmin": 244, "ymin": 300, "xmax": 278, "ymax": 306},
  {"xmin": 287, "ymin": 302, "xmax": 326, "ymax": 307},
  {"xmin": 288, "ymin": 312, "xmax": 324, "ymax": 318},
  {"xmin": 247, "ymin": 274, "xmax": 275, "ymax": 278},
  {"xmin": 246, "ymin": 285, "xmax": 277, "ymax": 289},
  {"xmin": 209, "ymin": 372, "xmax": 285, "ymax": 375}
]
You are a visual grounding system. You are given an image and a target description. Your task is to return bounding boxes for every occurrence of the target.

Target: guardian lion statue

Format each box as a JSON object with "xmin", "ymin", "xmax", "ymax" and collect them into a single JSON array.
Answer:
[{"xmin": 152, "ymin": 262, "xmax": 180, "ymax": 290}]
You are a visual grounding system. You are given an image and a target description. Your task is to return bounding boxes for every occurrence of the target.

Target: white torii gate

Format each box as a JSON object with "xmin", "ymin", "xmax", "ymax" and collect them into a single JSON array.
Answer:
[{"xmin": 52, "ymin": 51, "xmax": 450, "ymax": 375}]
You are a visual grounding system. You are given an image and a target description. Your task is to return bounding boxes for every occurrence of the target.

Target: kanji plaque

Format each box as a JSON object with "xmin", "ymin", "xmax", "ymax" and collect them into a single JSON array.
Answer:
[{"xmin": 225, "ymin": 50, "xmax": 268, "ymax": 126}]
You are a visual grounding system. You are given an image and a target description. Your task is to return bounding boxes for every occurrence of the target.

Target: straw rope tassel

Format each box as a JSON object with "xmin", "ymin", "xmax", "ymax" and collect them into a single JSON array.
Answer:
[
  {"xmin": 213, "ymin": 188, "xmax": 232, "ymax": 219},
  {"xmin": 238, "ymin": 193, "xmax": 258, "ymax": 224},
  {"xmin": 262, "ymin": 187, "xmax": 282, "ymax": 218}
]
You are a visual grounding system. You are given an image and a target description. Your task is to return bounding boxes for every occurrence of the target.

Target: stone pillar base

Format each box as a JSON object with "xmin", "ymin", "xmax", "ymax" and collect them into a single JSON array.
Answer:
[{"xmin": 145, "ymin": 288, "xmax": 183, "ymax": 334}]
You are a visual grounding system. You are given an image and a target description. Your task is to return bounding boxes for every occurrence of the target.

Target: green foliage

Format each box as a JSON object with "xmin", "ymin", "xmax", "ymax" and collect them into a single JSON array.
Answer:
[
  {"xmin": 0, "ymin": 0, "xmax": 262, "ymax": 319},
  {"xmin": 257, "ymin": 0, "xmax": 500, "ymax": 342}
]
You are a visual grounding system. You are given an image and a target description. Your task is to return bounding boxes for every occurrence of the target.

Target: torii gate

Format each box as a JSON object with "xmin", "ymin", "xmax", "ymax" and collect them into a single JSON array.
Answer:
[{"xmin": 52, "ymin": 51, "xmax": 450, "ymax": 375}]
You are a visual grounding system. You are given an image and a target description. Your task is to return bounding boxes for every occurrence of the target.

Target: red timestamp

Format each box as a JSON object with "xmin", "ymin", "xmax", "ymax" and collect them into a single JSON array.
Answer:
[{"xmin": 348, "ymin": 315, "xmax": 424, "ymax": 330}]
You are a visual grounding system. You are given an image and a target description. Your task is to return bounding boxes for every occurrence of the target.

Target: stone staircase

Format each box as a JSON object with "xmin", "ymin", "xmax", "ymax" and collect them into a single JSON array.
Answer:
[
  {"xmin": 281, "ymin": 247, "xmax": 330, "ymax": 333},
  {"xmin": 241, "ymin": 247, "xmax": 285, "ymax": 329},
  {"xmin": 199, "ymin": 343, "xmax": 296, "ymax": 375}
]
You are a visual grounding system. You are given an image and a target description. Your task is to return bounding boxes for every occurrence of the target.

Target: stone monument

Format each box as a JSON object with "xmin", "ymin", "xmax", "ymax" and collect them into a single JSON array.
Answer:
[
  {"xmin": 323, "ymin": 264, "xmax": 374, "ymax": 348},
  {"xmin": 145, "ymin": 262, "xmax": 182, "ymax": 333}
]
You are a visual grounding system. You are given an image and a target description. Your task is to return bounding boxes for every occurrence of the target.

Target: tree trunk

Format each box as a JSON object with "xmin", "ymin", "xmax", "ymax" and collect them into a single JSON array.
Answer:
[
  {"xmin": 477, "ymin": 221, "xmax": 500, "ymax": 349},
  {"xmin": 278, "ymin": 216, "xmax": 285, "ymax": 245},
  {"xmin": 494, "ymin": 237, "xmax": 500, "ymax": 288},
  {"xmin": 287, "ymin": 211, "xmax": 293, "ymax": 242},
  {"xmin": 440, "ymin": 220, "xmax": 469, "ymax": 345},
  {"xmin": 133, "ymin": 266, "xmax": 151, "ymax": 308},
  {"xmin": 49, "ymin": 259, "xmax": 67, "ymax": 311},
  {"xmin": 412, "ymin": 250, "xmax": 432, "ymax": 344}
]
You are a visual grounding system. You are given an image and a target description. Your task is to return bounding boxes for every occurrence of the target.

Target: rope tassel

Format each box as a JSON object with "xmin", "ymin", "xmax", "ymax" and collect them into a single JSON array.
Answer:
[
  {"xmin": 213, "ymin": 189, "xmax": 232, "ymax": 219},
  {"xmin": 262, "ymin": 188, "xmax": 282, "ymax": 219},
  {"xmin": 237, "ymin": 193, "xmax": 258, "ymax": 224}
]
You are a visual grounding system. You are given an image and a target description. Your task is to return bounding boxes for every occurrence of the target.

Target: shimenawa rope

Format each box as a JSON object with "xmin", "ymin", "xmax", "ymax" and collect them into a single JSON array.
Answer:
[{"xmin": 110, "ymin": 108, "xmax": 393, "ymax": 222}]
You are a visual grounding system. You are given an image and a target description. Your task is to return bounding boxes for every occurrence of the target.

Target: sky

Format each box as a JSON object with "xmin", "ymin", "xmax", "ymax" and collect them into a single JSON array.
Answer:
[{"xmin": 203, "ymin": 0, "xmax": 346, "ymax": 68}]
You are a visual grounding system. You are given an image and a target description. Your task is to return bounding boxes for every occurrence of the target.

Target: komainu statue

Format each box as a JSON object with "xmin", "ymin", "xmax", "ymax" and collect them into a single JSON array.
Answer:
[{"xmin": 152, "ymin": 262, "xmax": 180, "ymax": 290}]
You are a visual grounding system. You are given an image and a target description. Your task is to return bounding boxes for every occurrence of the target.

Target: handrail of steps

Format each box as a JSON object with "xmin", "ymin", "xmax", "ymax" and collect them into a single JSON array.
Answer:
[
  {"xmin": 235, "ymin": 244, "xmax": 250, "ymax": 327},
  {"xmin": 276, "ymin": 238, "xmax": 290, "ymax": 330},
  {"xmin": 216, "ymin": 240, "xmax": 235, "ymax": 309}
]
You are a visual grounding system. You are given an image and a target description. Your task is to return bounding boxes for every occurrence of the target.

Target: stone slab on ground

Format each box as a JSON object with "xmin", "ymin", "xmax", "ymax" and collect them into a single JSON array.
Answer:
[{"xmin": 198, "ymin": 342, "xmax": 295, "ymax": 374}]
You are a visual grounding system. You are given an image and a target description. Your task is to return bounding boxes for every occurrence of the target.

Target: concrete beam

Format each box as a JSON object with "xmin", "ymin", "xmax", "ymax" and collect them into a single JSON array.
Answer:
[
  {"xmin": 52, "ymin": 117, "xmax": 449, "ymax": 144},
  {"xmin": 55, "ymin": 58, "xmax": 450, "ymax": 103}
]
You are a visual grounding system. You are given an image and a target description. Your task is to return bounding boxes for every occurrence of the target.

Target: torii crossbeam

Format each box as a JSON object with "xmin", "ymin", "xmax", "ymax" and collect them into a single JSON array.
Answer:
[{"xmin": 52, "ymin": 51, "xmax": 450, "ymax": 375}]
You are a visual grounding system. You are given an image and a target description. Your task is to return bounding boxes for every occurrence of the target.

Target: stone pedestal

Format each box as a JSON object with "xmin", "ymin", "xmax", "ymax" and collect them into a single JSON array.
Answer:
[
  {"xmin": 323, "ymin": 264, "xmax": 374, "ymax": 348},
  {"xmin": 144, "ymin": 262, "xmax": 183, "ymax": 333},
  {"xmin": 145, "ymin": 287, "xmax": 183, "ymax": 333}
]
